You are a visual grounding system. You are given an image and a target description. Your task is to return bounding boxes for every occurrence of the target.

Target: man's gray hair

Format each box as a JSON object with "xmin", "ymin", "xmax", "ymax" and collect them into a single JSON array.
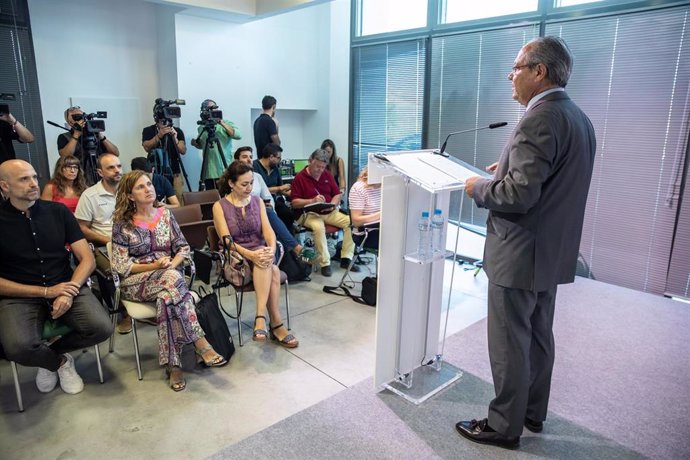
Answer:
[
  {"xmin": 310, "ymin": 148, "xmax": 329, "ymax": 163},
  {"xmin": 526, "ymin": 36, "xmax": 573, "ymax": 87}
]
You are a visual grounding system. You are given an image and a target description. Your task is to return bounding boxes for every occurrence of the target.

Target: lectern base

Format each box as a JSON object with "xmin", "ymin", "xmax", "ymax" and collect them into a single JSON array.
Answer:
[{"xmin": 384, "ymin": 361, "xmax": 462, "ymax": 405}]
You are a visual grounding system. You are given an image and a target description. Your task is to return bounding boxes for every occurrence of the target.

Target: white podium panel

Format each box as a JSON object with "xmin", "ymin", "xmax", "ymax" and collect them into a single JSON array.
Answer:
[{"xmin": 372, "ymin": 150, "xmax": 475, "ymax": 404}]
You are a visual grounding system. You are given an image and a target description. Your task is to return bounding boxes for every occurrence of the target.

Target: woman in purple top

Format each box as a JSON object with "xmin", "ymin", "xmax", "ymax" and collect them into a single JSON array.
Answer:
[
  {"xmin": 112, "ymin": 170, "xmax": 226, "ymax": 391},
  {"xmin": 212, "ymin": 161, "xmax": 298, "ymax": 348}
]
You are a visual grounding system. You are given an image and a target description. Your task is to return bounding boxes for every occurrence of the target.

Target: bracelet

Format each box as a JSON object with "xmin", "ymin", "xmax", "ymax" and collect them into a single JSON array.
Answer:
[
  {"xmin": 43, "ymin": 286, "xmax": 47, "ymax": 298},
  {"xmin": 72, "ymin": 136, "xmax": 79, "ymax": 141},
  {"xmin": 101, "ymin": 136, "xmax": 106, "ymax": 142}
]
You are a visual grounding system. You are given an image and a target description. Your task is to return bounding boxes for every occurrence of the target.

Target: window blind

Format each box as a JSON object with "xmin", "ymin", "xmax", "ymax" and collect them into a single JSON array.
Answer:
[
  {"xmin": 545, "ymin": 6, "xmax": 690, "ymax": 294},
  {"xmin": 427, "ymin": 25, "xmax": 539, "ymax": 226},
  {"xmin": 352, "ymin": 39, "xmax": 426, "ymax": 179}
]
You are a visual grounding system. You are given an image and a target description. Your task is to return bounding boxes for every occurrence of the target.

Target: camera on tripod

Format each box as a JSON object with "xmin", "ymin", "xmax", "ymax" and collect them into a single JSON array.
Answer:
[
  {"xmin": 154, "ymin": 98, "xmax": 185, "ymax": 126},
  {"xmin": 72, "ymin": 111, "xmax": 107, "ymax": 134},
  {"xmin": 197, "ymin": 104, "xmax": 222, "ymax": 127},
  {"xmin": 71, "ymin": 111, "xmax": 107, "ymax": 156}
]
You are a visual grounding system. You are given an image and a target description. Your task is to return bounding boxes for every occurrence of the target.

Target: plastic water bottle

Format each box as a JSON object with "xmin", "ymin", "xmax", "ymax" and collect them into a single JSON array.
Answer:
[
  {"xmin": 431, "ymin": 209, "xmax": 445, "ymax": 254},
  {"xmin": 418, "ymin": 211, "xmax": 431, "ymax": 258}
]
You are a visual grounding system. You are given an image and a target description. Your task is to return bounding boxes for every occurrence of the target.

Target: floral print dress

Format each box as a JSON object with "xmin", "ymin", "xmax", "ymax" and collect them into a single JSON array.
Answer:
[{"xmin": 111, "ymin": 207, "xmax": 202, "ymax": 367}]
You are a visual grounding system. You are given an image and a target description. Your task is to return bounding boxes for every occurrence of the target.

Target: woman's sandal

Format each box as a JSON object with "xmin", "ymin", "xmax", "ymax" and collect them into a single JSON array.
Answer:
[
  {"xmin": 166, "ymin": 366, "xmax": 186, "ymax": 392},
  {"xmin": 195, "ymin": 345, "xmax": 227, "ymax": 367},
  {"xmin": 269, "ymin": 322, "xmax": 299, "ymax": 349},
  {"xmin": 253, "ymin": 315, "xmax": 268, "ymax": 342}
]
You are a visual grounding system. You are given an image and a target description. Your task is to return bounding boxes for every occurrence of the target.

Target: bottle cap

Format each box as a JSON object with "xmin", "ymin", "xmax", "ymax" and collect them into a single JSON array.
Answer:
[
  {"xmin": 434, "ymin": 209, "xmax": 442, "ymax": 215},
  {"xmin": 421, "ymin": 211, "xmax": 429, "ymax": 217}
]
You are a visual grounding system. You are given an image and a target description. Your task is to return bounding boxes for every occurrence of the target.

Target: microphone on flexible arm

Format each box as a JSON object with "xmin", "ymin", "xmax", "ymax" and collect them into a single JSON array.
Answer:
[
  {"xmin": 435, "ymin": 122, "xmax": 508, "ymax": 157},
  {"xmin": 46, "ymin": 120, "xmax": 70, "ymax": 131}
]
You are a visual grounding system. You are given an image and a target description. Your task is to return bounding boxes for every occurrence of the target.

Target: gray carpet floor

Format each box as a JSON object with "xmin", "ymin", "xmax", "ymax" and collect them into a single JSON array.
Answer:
[{"xmin": 210, "ymin": 278, "xmax": 690, "ymax": 459}]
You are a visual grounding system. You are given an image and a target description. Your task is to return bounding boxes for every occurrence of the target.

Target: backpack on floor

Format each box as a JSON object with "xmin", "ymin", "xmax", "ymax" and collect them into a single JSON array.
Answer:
[{"xmin": 279, "ymin": 249, "xmax": 312, "ymax": 282}]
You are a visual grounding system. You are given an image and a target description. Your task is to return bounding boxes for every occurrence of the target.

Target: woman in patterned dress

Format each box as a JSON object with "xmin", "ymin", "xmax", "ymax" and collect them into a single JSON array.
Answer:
[
  {"xmin": 111, "ymin": 170, "xmax": 226, "ymax": 391},
  {"xmin": 212, "ymin": 161, "xmax": 298, "ymax": 348}
]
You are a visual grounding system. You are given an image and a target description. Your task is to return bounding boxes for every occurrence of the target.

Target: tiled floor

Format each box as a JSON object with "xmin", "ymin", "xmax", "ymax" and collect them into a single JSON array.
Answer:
[{"xmin": 0, "ymin": 250, "xmax": 489, "ymax": 460}]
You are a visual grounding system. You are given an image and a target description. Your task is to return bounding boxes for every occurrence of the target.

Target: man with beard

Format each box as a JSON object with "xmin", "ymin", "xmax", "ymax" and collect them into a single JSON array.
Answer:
[
  {"xmin": 74, "ymin": 154, "xmax": 131, "ymax": 333},
  {"xmin": 0, "ymin": 160, "xmax": 112, "ymax": 395}
]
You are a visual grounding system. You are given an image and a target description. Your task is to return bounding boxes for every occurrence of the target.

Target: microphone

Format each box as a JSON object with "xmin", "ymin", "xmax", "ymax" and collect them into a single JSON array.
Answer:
[
  {"xmin": 436, "ymin": 122, "xmax": 508, "ymax": 157},
  {"xmin": 46, "ymin": 120, "xmax": 70, "ymax": 131}
]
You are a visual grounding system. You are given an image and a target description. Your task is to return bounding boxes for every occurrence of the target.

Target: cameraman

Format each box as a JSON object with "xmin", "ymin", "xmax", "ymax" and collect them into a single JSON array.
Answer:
[
  {"xmin": 141, "ymin": 110, "xmax": 186, "ymax": 203},
  {"xmin": 190, "ymin": 99, "xmax": 241, "ymax": 190},
  {"xmin": 57, "ymin": 106, "xmax": 119, "ymax": 159},
  {"xmin": 0, "ymin": 108, "xmax": 34, "ymax": 165}
]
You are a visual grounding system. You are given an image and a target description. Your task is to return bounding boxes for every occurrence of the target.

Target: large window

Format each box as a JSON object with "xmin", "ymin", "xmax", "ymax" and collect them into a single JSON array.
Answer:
[
  {"xmin": 545, "ymin": 7, "xmax": 690, "ymax": 295},
  {"xmin": 442, "ymin": 0, "xmax": 538, "ymax": 23},
  {"xmin": 357, "ymin": 0, "xmax": 427, "ymax": 37},
  {"xmin": 350, "ymin": 1, "xmax": 690, "ymax": 296},
  {"xmin": 428, "ymin": 26, "xmax": 539, "ymax": 227},
  {"xmin": 351, "ymin": 40, "xmax": 426, "ymax": 172}
]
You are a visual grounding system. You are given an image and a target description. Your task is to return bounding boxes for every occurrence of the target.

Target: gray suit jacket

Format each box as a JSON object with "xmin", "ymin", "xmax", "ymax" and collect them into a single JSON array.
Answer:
[{"xmin": 473, "ymin": 91, "xmax": 596, "ymax": 291}]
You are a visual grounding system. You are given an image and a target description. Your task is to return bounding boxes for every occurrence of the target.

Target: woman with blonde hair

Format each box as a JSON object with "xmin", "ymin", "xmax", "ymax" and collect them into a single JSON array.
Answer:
[
  {"xmin": 111, "ymin": 170, "xmax": 226, "ymax": 391},
  {"xmin": 41, "ymin": 155, "xmax": 86, "ymax": 213}
]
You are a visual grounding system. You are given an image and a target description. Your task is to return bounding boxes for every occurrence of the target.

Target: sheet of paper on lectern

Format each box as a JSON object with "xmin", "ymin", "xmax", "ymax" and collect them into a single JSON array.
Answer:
[{"xmin": 381, "ymin": 151, "xmax": 488, "ymax": 188}]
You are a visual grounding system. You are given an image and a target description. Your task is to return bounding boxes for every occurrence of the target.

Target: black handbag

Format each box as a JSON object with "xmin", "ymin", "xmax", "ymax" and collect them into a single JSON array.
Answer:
[
  {"xmin": 360, "ymin": 276, "xmax": 377, "ymax": 306},
  {"xmin": 194, "ymin": 286, "xmax": 235, "ymax": 362}
]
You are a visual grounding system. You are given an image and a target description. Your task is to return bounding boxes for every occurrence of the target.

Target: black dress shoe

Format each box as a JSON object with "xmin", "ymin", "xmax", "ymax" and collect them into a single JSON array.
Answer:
[
  {"xmin": 455, "ymin": 418, "xmax": 520, "ymax": 449},
  {"xmin": 524, "ymin": 417, "xmax": 543, "ymax": 433}
]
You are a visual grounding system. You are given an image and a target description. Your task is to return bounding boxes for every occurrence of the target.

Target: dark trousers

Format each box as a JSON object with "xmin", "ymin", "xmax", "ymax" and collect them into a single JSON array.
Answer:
[
  {"xmin": 274, "ymin": 198, "xmax": 294, "ymax": 231},
  {"xmin": 487, "ymin": 281, "xmax": 557, "ymax": 437},
  {"xmin": 267, "ymin": 207, "xmax": 298, "ymax": 252},
  {"xmin": 0, "ymin": 286, "xmax": 113, "ymax": 371}
]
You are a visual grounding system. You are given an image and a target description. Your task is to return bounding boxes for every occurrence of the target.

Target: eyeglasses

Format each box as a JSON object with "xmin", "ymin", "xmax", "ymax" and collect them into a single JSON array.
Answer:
[
  {"xmin": 63, "ymin": 165, "xmax": 80, "ymax": 171},
  {"xmin": 67, "ymin": 106, "xmax": 81, "ymax": 111},
  {"xmin": 510, "ymin": 63, "xmax": 536, "ymax": 74}
]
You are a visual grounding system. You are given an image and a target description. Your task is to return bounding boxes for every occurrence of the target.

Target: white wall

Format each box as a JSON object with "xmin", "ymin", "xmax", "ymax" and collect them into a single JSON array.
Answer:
[
  {"xmin": 28, "ymin": 0, "xmax": 350, "ymax": 188},
  {"xmin": 175, "ymin": 0, "xmax": 350, "ymax": 188},
  {"xmin": 28, "ymin": 0, "xmax": 168, "ymax": 172}
]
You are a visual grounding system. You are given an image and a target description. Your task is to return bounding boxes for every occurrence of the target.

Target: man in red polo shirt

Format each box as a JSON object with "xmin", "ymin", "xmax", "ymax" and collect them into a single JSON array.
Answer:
[{"xmin": 290, "ymin": 149, "xmax": 360, "ymax": 277}]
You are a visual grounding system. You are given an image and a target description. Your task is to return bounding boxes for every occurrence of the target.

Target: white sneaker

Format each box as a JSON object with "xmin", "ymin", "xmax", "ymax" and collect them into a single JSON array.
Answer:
[
  {"xmin": 36, "ymin": 367, "xmax": 58, "ymax": 393},
  {"xmin": 57, "ymin": 353, "xmax": 84, "ymax": 394}
]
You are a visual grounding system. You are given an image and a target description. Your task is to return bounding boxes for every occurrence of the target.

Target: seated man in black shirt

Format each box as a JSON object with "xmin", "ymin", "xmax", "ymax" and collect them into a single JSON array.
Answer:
[{"xmin": 0, "ymin": 160, "xmax": 112, "ymax": 395}]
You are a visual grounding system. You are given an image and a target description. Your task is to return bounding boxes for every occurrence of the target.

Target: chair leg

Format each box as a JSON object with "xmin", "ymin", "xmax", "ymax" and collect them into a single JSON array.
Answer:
[
  {"xmin": 130, "ymin": 318, "xmax": 143, "ymax": 380},
  {"xmin": 9, "ymin": 361, "xmax": 24, "ymax": 412},
  {"xmin": 108, "ymin": 313, "xmax": 117, "ymax": 353},
  {"xmin": 235, "ymin": 291, "xmax": 243, "ymax": 347},
  {"xmin": 284, "ymin": 280, "xmax": 290, "ymax": 331},
  {"xmin": 94, "ymin": 344, "xmax": 104, "ymax": 384}
]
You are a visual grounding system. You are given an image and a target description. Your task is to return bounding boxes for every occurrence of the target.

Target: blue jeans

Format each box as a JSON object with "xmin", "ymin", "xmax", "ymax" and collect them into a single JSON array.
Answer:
[
  {"xmin": 0, "ymin": 286, "xmax": 113, "ymax": 371},
  {"xmin": 267, "ymin": 207, "xmax": 298, "ymax": 252}
]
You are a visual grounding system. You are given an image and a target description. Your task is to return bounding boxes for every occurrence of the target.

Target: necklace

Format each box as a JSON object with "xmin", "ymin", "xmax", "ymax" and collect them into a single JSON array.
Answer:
[{"xmin": 228, "ymin": 194, "xmax": 250, "ymax": 208}]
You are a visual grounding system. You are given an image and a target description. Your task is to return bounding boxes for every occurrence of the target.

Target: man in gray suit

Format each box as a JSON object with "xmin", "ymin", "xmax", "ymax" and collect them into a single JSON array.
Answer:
[{"xmin": 456, "ymin": 36, "xmax": 596, "ymax": 449}]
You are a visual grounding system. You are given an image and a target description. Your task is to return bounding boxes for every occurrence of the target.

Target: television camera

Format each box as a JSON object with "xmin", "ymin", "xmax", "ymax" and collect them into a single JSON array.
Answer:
[{"xmin": 153, "ymin": 98, "xmax": 185, "ymax": 126}]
